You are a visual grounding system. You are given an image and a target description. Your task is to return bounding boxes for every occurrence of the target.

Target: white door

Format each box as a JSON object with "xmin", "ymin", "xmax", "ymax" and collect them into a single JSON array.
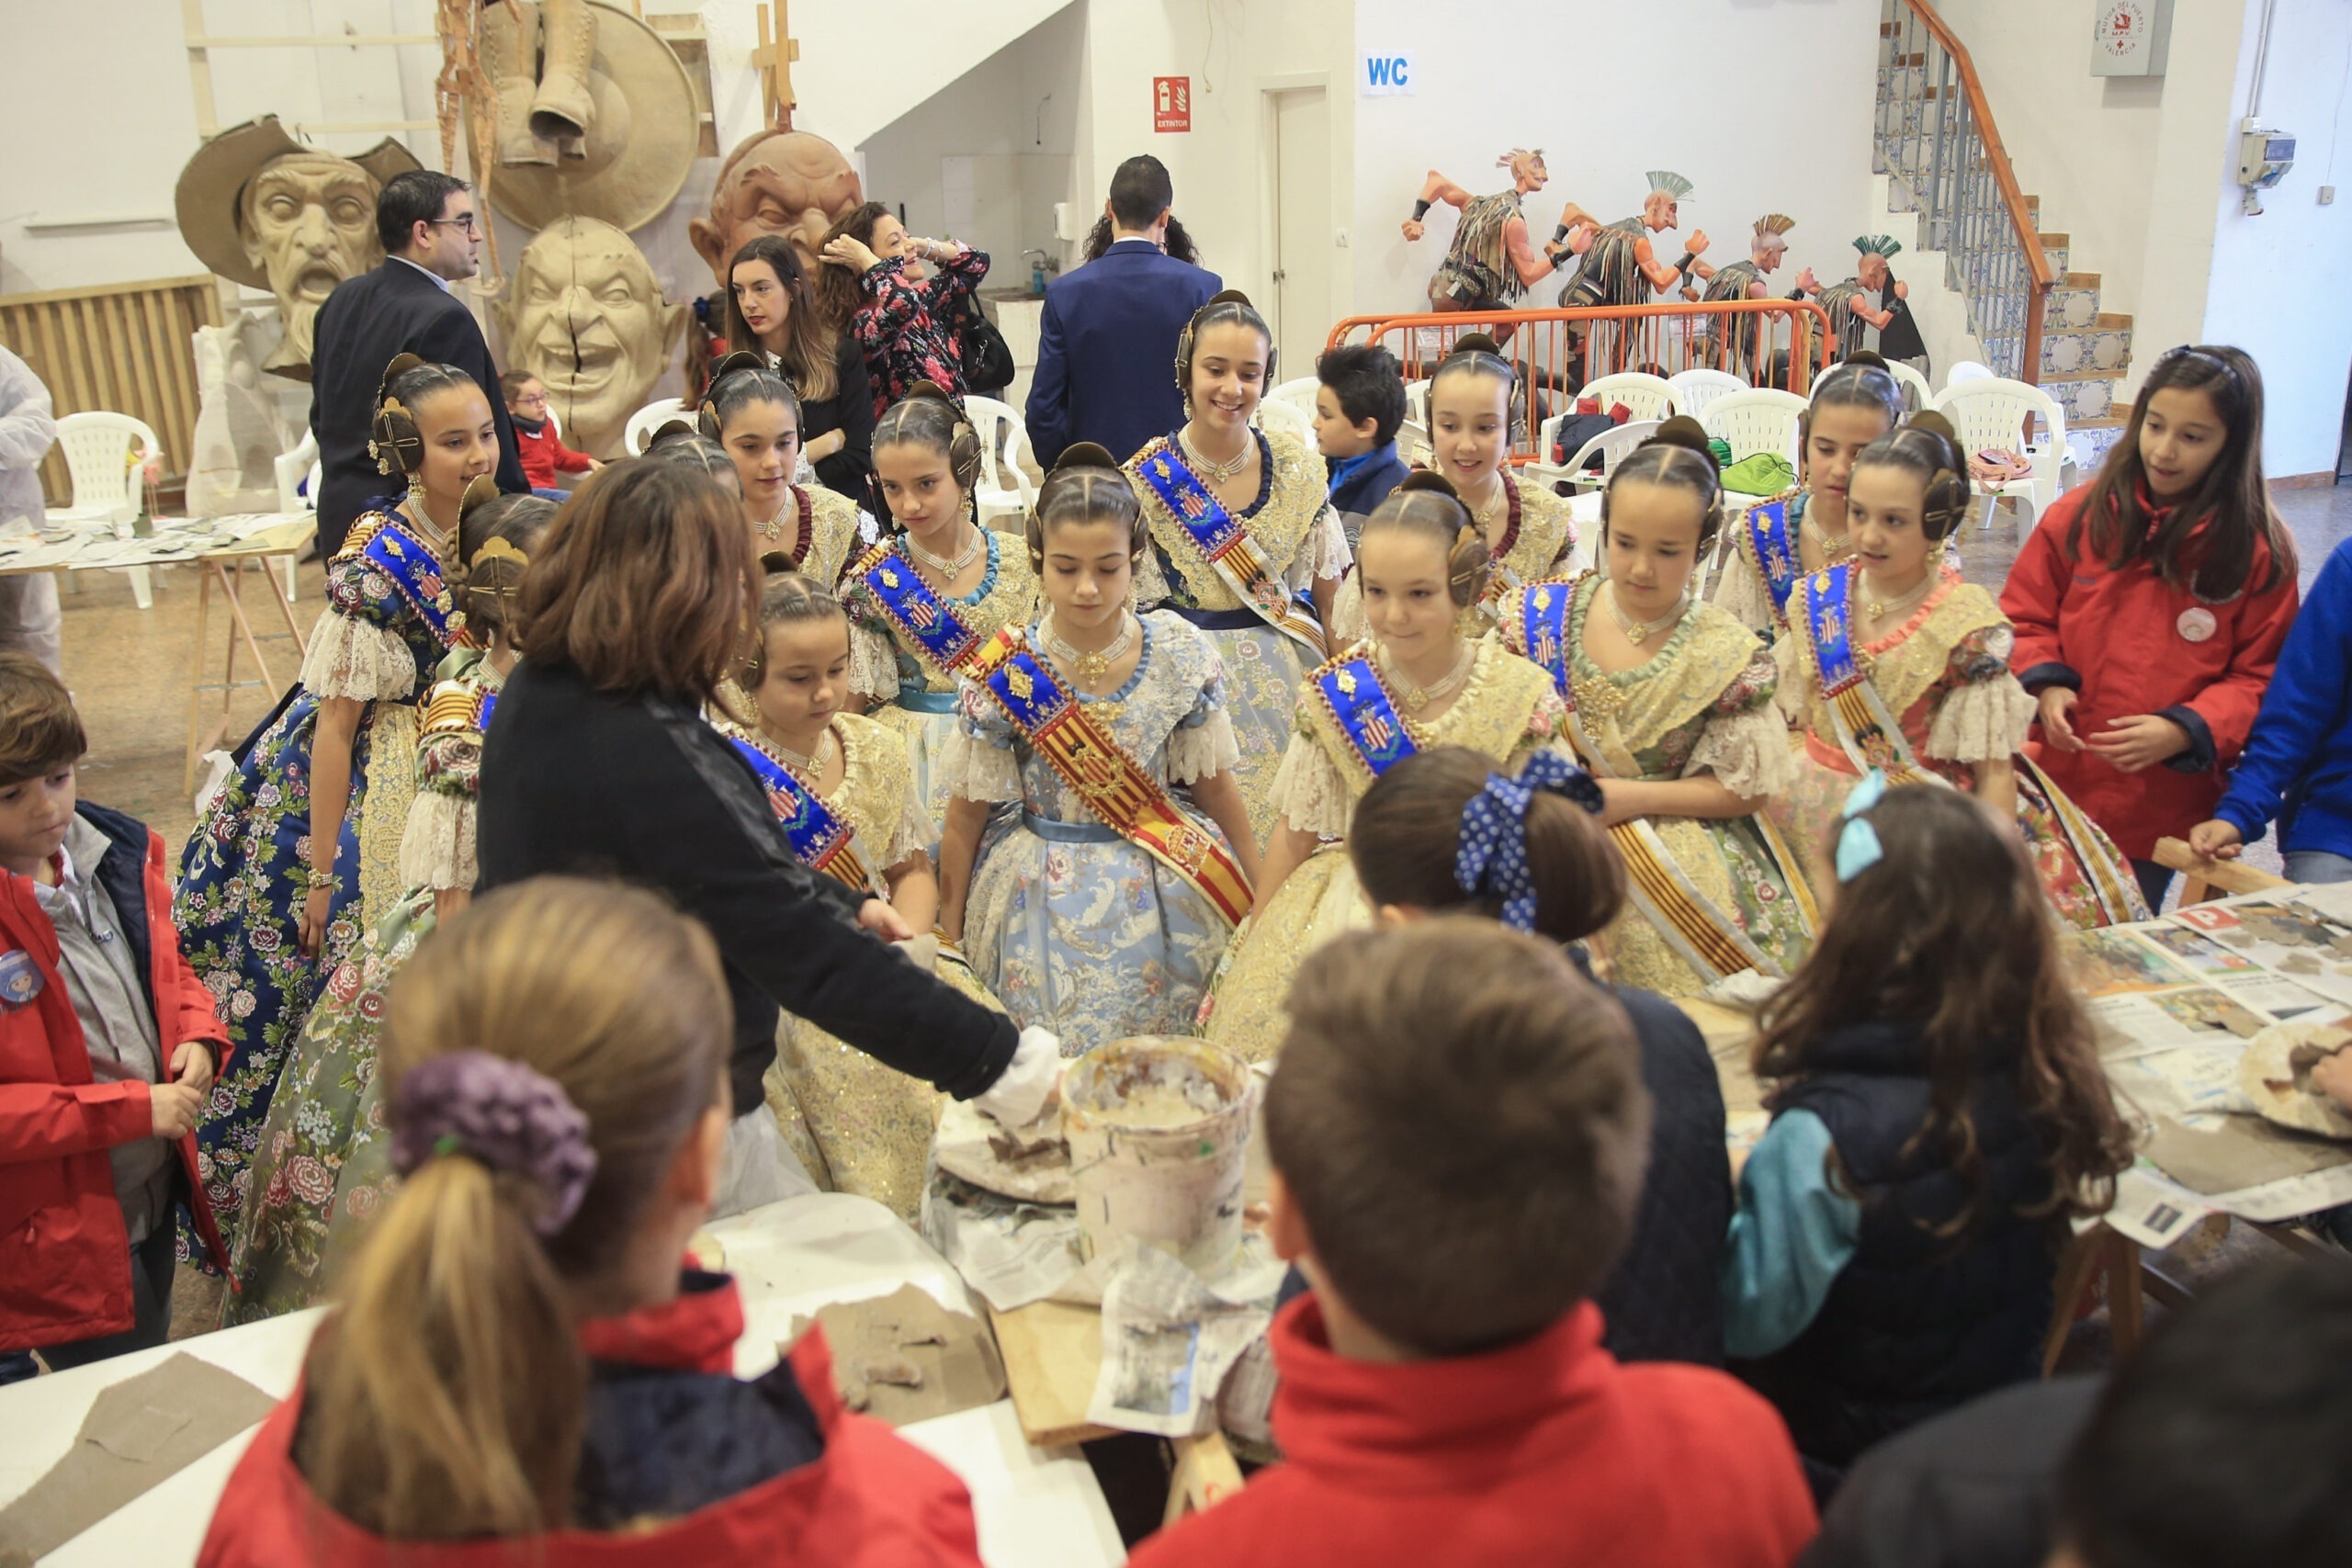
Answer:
[{"xmin": 1269, "ymin": 86, "xmax": 1331, "ymax": 378}]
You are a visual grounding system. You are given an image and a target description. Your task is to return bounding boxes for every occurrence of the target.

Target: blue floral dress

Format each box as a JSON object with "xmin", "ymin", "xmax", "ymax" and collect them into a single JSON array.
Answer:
[
  {"xmin": 173, "ymin": 506, "xmax": 457, "ymax": 1263},
  {"xmin": 944, "ymin": 611, "xmax": 1243, "ymax": 1055}
]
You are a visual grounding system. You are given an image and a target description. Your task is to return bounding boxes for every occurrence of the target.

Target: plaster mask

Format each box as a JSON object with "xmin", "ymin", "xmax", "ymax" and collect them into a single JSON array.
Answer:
[
  {"xmin": 498, "ymin": 217, "xmax": 687, "ymax": 457},
  {"xmin": 690, "ymin": 129, "xmax": 863, "ymax": 287},
  {"xmin": 240, "ymin": 154, "xmax": 383, "ymax": 367}
]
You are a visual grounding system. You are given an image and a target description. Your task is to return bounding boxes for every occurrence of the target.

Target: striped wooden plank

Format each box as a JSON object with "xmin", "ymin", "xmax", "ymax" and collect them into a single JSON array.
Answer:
[{"xmin": 0, "ymin": 275, "xmax": 221, "ymax": 506}]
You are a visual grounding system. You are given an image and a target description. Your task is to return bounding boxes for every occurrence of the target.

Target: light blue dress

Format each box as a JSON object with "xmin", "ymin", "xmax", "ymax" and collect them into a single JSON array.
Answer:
[{"xmin": 946, "ymin": 611, "xmax": 1242, "ymax": 1055}]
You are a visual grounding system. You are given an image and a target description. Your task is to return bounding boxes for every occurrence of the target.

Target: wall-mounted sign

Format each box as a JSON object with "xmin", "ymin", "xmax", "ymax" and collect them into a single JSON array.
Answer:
[
  {"xmin": 1362, "ymin": 52, "xmax": 1414, "ymax": 96},
  {"xmin": 1154, "ymin": 76, "xmax": 1191, "ymax": 133},
  {"xmin": 2091, "ymin": 0, "xmax": 2171, "ymax": 77}
]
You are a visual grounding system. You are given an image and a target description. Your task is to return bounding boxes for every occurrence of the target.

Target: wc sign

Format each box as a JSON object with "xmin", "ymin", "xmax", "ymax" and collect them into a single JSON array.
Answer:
[{"xmin": 1362, "ymin": 51, "xmax": 1414, "ymax": 96}]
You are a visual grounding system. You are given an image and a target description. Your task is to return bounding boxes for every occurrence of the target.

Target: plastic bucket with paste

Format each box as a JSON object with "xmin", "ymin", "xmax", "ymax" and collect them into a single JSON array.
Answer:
[{"xmin": 1062, "ymin": 1035, "xmax": 1252, "ymax": 1275}]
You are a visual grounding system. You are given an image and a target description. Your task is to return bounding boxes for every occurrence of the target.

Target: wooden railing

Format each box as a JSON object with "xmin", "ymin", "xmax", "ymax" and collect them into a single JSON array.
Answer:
[
  {"xmin": 1878, "ymin": 0, "xmax": 2052, "ymax": 382},
  {"xmin": 1326, "ymin": 298, "xmax": 1837, "ymax": 465},
  {"xmin": 0, "ymin": 275, "xmax": 222, "ymax": 506}
]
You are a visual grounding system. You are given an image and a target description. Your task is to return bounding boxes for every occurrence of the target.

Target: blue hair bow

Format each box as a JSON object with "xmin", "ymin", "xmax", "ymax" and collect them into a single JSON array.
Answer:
[
  {"xmin": 1454, "ymin": 750, "xmax": 1606, "ymax": 931},
  {"xmin": 1835, "ymin": 769, "xmax": 1890, "ymax": 883}
]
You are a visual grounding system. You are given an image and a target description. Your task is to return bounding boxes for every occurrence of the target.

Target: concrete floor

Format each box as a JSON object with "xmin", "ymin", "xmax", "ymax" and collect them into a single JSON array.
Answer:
[{"xmin": 35, "ymin": 481, "xmax": 2348, "ymax": 1347}]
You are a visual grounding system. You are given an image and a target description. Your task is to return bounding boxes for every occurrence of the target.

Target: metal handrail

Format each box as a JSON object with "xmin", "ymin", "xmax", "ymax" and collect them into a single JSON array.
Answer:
[
  {"xmin": 1325, "ymin": 299, "xmax": 1837, "ymax": 464},
  {"xmin": 1879, "ymin": 0, "xmax": 2052, "ymax": 382}
]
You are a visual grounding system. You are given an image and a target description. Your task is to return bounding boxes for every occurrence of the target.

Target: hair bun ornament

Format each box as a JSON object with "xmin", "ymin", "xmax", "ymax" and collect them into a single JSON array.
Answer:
[
  {"xmin": 1645, "ymin": 415, "xmax": 1713, "ymax": 458},
  {"xmin": 648, "ymin": 418, "xmax": 699, "ymax": 449},
  {"xmin": 1052, "ymin": 440, "xmax": 1120, "ymax": 472},
  {"xmin": 389, "ymin": 1050, "xmax": 599, "ymax": 1236},
  {"xmin": 906, "ymin": 378, "xmax": 958, "ymax": 408},
  {"xmin": 457, "ymin": 474, "xmax": 501, "ymax": 523},
  {"xmin": 377, "ymin": 351, "xmax": 425, "ymax": 406},
  {"xmin": 1844, "ymin": 349, "xmax": 1891, "ymax": 371},
  {"xmin": 707, "ymin": 348, "xmax": 767, "ymax": 389},
  {"xmin": 1204, "ymin": 288, "xmax": 1255, "ymax": 310},
  {"xmin": 1395, "ymin": 469, "xmax": 1464, "ymax": 502},
  {"xmin": 1452, "ymin": 332, "xmax": 1503, "ymax": 359}
]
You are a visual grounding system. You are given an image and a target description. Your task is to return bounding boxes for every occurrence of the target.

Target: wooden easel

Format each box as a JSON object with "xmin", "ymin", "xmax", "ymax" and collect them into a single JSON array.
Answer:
[{"xmin": 751, "ymin": 1, "xmax": 798, "ymax": 129}]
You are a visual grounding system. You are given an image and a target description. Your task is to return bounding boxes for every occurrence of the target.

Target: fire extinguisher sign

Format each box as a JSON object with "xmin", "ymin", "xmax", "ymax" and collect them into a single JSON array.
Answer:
[{"xmin": 1153, "ymin": 76, "xmax": 1191, "ymax": 133}]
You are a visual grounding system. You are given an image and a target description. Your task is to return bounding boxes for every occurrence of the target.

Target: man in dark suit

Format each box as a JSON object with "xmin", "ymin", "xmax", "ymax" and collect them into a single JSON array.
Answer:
[
  {"xmin": 309, "ymin": 169, "xmax": 526, "ymax": 558},
  {"xmin": 1025, "ymin": 155, "xmax": 1220, "ymax": 467}
]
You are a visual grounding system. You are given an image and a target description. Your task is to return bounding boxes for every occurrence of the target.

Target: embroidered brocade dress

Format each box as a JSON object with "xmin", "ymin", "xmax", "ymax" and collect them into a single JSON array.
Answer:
[
  {"xmin": 944, "ymin": 612, "xmax": 1244, "ymax": 1055},
  {"xmin": 1770, "ymin": 570, "xmax": 2147, "ymax": 929},
  {"xmin": 842, "ymin": 528, "xmax": 1039, "ymax": 847},
  {"xmin": 1126, "ymin": 427, "xmax": 1351, "ymax": 845},
  {"xmin": 220, "ymin": 649, "xmax": 497, "ymax": 1323},
  {"xmin": 173, "ymin": 507, "xmax": 458, "ymax": 1261},
  {"xmin": 1198, "ymin": 638, "xmax": 1568, "ymax": 1062},
  {"xmin": 1328, "ymin": 470, "xmax": 1583, "ymax": 646},
  {"xmin": 1509, "ymin": 577, "xmax": 1815, "ymax": 999},
  {"xmin": 736, "ymin": 712, "xmax": 1005, "ymax": 1221},
  {"xmin": 1711, "ymin": 488, "xmax": 1817, "ymax": 640}
]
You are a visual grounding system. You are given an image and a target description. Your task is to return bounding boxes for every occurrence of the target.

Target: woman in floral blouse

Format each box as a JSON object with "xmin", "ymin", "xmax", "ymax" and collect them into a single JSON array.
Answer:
[{"xmin": 819, "ymin": 202, "xmax": 990, "ymax": 417}]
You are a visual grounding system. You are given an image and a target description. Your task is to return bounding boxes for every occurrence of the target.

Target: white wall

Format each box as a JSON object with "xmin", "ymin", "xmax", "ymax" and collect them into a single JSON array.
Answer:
[
  {"xmin": 1350, "ymin": 0, "xmax": 1885, "ymax": 321},
  {"xmin": 2200, "ymin": 0, "xmax": 2352, "ymax": 478},
  {"xmin": 861, "ymin": 6, "xmax": 1082, "ymax": 286}
]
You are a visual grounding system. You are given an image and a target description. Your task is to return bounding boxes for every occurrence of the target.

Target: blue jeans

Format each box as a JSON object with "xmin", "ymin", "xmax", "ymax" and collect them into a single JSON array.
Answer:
[{"xmin": 2284, "ymin": 850, "xmax": 2352, "ymax": 886}]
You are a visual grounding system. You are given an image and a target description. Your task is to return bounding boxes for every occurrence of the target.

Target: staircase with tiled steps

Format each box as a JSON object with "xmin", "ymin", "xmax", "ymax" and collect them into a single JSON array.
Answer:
[{"xmin": 1874, "ymin": 17, "xmax": 2136, "ymax": 469}]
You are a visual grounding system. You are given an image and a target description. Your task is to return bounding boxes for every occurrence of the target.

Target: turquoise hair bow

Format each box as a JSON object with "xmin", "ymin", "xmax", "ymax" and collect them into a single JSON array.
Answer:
[{"xmin": 1836, "ymin": 769, "xmax": 1890, "ymax": 883}]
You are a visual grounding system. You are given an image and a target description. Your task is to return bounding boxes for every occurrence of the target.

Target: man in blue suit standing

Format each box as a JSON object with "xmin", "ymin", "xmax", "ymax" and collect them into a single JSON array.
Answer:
[{"xmin": 1026, "ymin": 155, "xmax": 1220, "ymax": 467}]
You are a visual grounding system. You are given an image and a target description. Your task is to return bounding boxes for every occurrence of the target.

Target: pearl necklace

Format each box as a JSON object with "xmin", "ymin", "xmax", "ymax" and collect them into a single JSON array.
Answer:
[
  {"xmin": 1605, "ymin": 580, "xmax": 1689, "ymax": 645},
  {"xmin": 1045, "ymin": 610, "xmax": 1136, "ymax": 688},
  {"xmin": 1379, "ymin": 639, "xmax": 1476, "ymax": 714},
  {"xmin": 1462, "ymin": 475, "xmax": 1508, "ymax": 536},
  {"xmin": 1802, "ymin": 518, "xmax": 1850, "ymax": 558},
  {"xmin": 904, "ymin": 521, "xmax": 981, "ymax": 578},
  {"xmin": 768, "ymin": 725, "xmax": 836, "ymax": 778},
  {"xmin": 1179, "ymin": 425, "xmax": 1252, "ymax": 483},
  {"xmin": 756, "ymin": 494, "xmax": 791, "ymax": 542},
  {"xmin": 1861, "ymin": 567, "xmax": 1939, "ymax": 624}
]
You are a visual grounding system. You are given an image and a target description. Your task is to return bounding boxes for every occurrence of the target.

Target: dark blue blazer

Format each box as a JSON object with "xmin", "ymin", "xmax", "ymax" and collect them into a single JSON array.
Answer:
[{"xmin": 1024, "ymin": 240, "xmax": 1220, "ymax": 467}]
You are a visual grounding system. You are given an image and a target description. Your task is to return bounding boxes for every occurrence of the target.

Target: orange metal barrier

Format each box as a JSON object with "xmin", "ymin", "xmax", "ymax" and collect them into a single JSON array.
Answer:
[{"xmin": 1325, "ymin": 298, "xmax": 1838, "ymax": 463}]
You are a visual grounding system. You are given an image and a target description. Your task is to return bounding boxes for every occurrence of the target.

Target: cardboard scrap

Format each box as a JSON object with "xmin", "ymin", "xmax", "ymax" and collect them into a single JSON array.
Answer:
[
  {"xmin": 789, "ymin": 1284, "xmax": 1005, "ymax": 1428},
  {"xmin": 0, "ymin": 1353, "xmax": 279, "ymax": 1560}
]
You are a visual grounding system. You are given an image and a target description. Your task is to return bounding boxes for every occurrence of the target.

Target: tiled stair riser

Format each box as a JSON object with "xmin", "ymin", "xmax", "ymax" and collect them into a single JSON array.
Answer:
[
  {"xmin": 2042, "ymin": 328, "xmax": 2132, "ymax": 378},
  {"xmin": 2043, "ymin": 286, "xmax": 2100, "ymax": 330},
  {"xmin": 2043, "ymin": 378, "xmax": 2116, "ymax": 422}
]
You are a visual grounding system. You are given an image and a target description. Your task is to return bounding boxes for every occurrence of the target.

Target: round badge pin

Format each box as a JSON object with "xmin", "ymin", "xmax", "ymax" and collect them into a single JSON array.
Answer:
[{"xmin": 2177, "ymin": 607, "xmax": 2218, "ymax": 643}]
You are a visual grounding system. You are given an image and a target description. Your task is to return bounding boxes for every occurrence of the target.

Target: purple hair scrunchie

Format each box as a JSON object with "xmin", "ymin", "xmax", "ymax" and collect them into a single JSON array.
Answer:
[
  {"xmin": 390, "ymin": 1050, "xmax": 598, "ymax": 1236},
  {"xmin": 1454, "ymin": 749, "xmax": 1607, "ymax": 931}
]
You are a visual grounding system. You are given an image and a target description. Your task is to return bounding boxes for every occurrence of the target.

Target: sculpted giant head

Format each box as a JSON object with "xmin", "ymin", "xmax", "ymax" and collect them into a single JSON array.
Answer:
[
  {"xmin": 176, "ymin": 118, "xmax": 422, "ymax": 378},
  {"xmin": 690, "ymin": 128, "xmax": 863, "ymax": 288},
  {"xmin": 497, "ymin": 217, "xmax": 687, "ymax": 457}
]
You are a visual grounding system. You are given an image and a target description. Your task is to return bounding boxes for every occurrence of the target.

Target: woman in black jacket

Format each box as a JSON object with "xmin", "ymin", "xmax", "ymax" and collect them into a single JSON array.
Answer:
[
  {"xmin": 477, "ymin": 461, "xmax": 1055, "ymax": 1210},
  {"xmin": 695, "ymin": 235, "xmax": 876, "ymax": 510}
]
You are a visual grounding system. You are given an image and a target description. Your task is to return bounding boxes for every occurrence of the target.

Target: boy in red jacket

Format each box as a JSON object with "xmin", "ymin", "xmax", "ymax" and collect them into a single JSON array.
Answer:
[
  {"xmin": 501, "ymin": 370, "xmax": 600, "ymax": 494},
  {"xmin": 0, "ymin": 652, "xmax": 231, "ymax": 1382},
  {"xmin": 1133, "ymin": 920, "xmax": 1815, "ymax": 1568}
]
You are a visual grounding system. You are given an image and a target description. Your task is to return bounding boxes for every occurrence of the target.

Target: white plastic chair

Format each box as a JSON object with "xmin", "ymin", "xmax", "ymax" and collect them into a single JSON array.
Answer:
[
  {"xmin": 1528, "ymin": 417, "xmax": 1661, "ymax": 495},
  {"xmin": 1266, "ymin": 377, "xmax": 1322, "ymax": 422},
  {"xmin": 1664, "ymin": 367, "xmax": 1748, "ymax": 421},
  {"xmin": 1253, "ymin": 395, "xmax": 1313, "ymax": 448},
  {"xmin": 1945, "ymin": 360, "xmax": 1995, "ymax": 389},
  {"xmin": 1701, "ymin": 388, "xmax": 1807, "ymax": 465},
  {"xmin": 51, "ymin": 411, "xmax": 163, "ymax": 608},
  {"xmin": 1400, "ymin": 378, "xmax": 1431, "ymax": 460},
  {"xmin": 962, "ymin": 395, "xmax": 1039, "ymax": 530},
  {"xmin": 1573, "ymin": 372, "xmax": 1677, "ymax": 423},
  {"xmin": 624, "ymin": 397, "xmax": 692, "ymax": 455},
  {"xmin": 1883, "ymin": 359, "xmax": 1933, "ymax": 413},
  {"xmin": 1933, "ymin": 377, "xmax": 2068, "ymax": 535}
]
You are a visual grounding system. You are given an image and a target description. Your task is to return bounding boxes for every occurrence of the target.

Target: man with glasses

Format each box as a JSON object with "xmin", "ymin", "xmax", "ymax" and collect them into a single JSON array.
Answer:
[{"xmin": 309, "ymin": 169, "xmax": 526, "ymax": 558}]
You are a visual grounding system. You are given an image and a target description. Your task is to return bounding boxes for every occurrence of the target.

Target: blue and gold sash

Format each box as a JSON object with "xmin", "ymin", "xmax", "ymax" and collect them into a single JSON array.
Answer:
[
  {"xmin": 972, "ymin": 628, "xmax": 1253, "ymax": 926},
  {"xmin": 1514, "ymin": 578, "xmax": 1576, "ymax": 694},
  {"xmin": 1136, "ymin": 445, "xmax": 1328, "ymax": 659},
  {"xmin": 337, "ymin": 512, "xmax": 461, "ymax": 648},
  {"xmin": 728, "ymin": 731, "xmax": 870, "ymax": 892},
  {"xmin": 1308, "ymin": 648, "xmax": 1419, "ymax": 784},
  {"xmin": 852, "ymin": 540, "xmax": 988, "ymax": 685},
  {"xmin": 1800, "ymin": 563, "xmax": 1938, "ymax": 786},
  {"xmin": 1736, "ymin": 494, "xmax": 1804, "ymax": 626}
]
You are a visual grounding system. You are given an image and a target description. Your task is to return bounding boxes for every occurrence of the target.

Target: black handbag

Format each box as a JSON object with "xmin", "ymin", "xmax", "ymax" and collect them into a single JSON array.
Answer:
[{"xmin": 958, "ymin": 294, "xmax": 1017, "ymax": 396}]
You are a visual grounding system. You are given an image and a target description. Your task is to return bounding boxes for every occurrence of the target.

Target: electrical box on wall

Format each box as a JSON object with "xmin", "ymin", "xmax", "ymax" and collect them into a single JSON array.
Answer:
[
  {"xmin": 2235, "ymin": 122, "xmax": 2296, "ymax": 215},
  {"xmin": 2090, "ymin": 0, "xmax": 2171, "ymax": 77}
]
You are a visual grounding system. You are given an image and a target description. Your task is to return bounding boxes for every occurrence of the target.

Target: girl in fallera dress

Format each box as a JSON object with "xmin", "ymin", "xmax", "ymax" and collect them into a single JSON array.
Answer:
[
  {"xmin": 842, "ymin": 384, "xmax": 1040, "ymax": 844},
  {"xmin": 1710, "ymin": 354, "xmax": 1906, "ymax": 640},
  {"xmin": 727, "ymin": 573, "xmax": 1002, "ymax": 1220},
  {"xmin": 939, "ymin": 446, "xmax": 1261, "ymax": 1055},
  {"xmin": 175, "ymin": 355, "xmax": 493, "ymax": 1260},
  {"xmin": 1500, "ymin": 419, "xmax": 1815, "ymax": 999},
  {"xmin": 705, "ymin": 351, "xmax": 872, "ymax": 592},
  {"xmin": 1125, "ymin": 291, "xmax": 1351, "ymax": 843},
  {"xmin": 1768, "ymin": 414, "xmax": 2145, "ymax": 928},
  {"xmin": 1201, "ymin": 474, "xmax": 1569, "ymax": 1061},
  {"xmin": 223, "ymin": 491, "xmax": 556, "ymax": 1322},
  {"xmin": 1328, "ymin": 333, "xmax": 1581, "ymax": 645}
]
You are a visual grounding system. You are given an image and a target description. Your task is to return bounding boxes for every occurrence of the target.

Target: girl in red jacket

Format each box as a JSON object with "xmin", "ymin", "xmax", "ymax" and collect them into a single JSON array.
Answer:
[
  {"xmin": 199, "ymin": 878, "xmax": 984, "ymax": 1568},
  {"xmin": 2001, "ymin": 344, "xmax": 2299, "ymax": 908}
]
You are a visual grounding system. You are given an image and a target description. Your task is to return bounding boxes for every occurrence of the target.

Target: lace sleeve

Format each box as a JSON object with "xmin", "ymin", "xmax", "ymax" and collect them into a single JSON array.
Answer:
[
  {"xmin": 1711, "ymin": 548, "xmax": 1776, "ymax": 634},
  {"xmin": 1273, "ymin": 732, "xmax": 1352, "ymax": 837},
  {"xmin": 849, "ymin": 622, "xmax": 902, "ymax": 704},
  {"xmin": 396, "ymin": 790, "xmax": 475, "ymax": 891},
  {"xmin": 1328, "ymin": 575, "xmax": 1368, "ymax": 649},
  {"xmin": 299, "ymin": 604, "xmax": 421, "ymax": 703},
  {"xmin": 1134, "ymin": 544, "xmax": 1175, "ymax": 609},
  {"xmin": 1290, "ymin": 501, "xmax": 1352, "ymax": 588},
  {"xmin": 880, "ymin": 766, "xmax": 933, "ymax": 869},
  {"xmin": 1926, "ymin": 626, "xmax": 2033, "ymax": 762},
  {"xmin": 941, "ymin": 684, "xmax": 1023, "ymax": 803},
  {"xmin": 1689, "ymin": 704, "xmax": 1797, "ymax": 799}
]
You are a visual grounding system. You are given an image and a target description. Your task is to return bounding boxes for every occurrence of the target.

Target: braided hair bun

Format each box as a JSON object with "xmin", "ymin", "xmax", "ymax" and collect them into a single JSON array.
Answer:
[{"xmin": 1853, "ymin": 410, "xmax": 1973, "ymax": 540}]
